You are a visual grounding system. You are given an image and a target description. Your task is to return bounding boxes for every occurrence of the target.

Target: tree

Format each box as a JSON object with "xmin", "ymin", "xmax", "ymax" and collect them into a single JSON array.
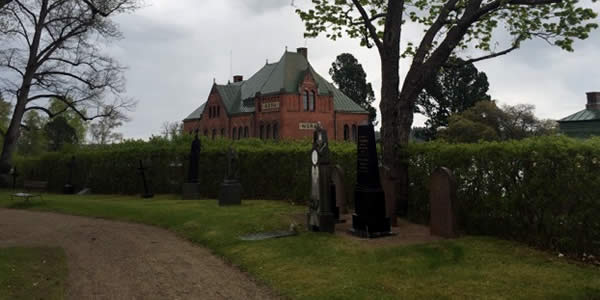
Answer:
[
  {"xmin": 438, "ymin": 101, "xmax": 557, "ymax": 142},
  {"xmin": 297, "ymin": 0, "xmax": 597, "ymax": 216},
  {"xmin": 0, "ymin": 0, "xmax": 139, "ymax": 174},
  {"xmin": 49, "ymin": 98, "xmax": 88, "ymax": 143},
  {"xmin": 89, "ymin": 106, "xmax": 128, "ymax": 144},
  {"xmin": 160, "ymin": 121, "xmax": 183, "ymax": 140},
  {"xmin": 44, "ymin": 116, "xmax": 77, "ymax": 151},
  {"xmin": 0, "ymin": 95, "xmax": 11, "ymax": 148},
  {"xmin": 416, "ymin": 57, "xmax": 491, "ymax": 140},
  {"xmin": 329, "ymin": 53, "xmax": 377, "ymax": 123},
  {"xmin": 17, "ymin": 110, "xmax": 47, "ymax": 155}
]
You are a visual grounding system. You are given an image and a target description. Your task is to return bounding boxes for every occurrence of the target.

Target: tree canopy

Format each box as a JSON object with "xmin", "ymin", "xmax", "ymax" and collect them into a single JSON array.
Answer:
[
  {"xmin": 416, "ymin": 57, "xmax": 491, "ymax": 140},
  {"xmin": 329, "ymin": 53, "xmax": 377, "ymax": 123}
]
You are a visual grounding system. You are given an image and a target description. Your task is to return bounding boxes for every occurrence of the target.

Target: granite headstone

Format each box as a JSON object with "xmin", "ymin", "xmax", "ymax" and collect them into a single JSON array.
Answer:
[
  {"xmin": 429, "ymin": 167, "xmax": 458, "ymax": 238},
  {"xmin": 218, "ymin": 146, "xmax": 242, "ymax": 206},
  {"xmin": 306, "ymin": 124, "xmax": 335, "ymax": 233},
  {"xmin": 350, "ymin": 123, "xmax": 391, "ymax": 238},
  {"xmin": 138, "ymin": 159, "xmax": 154, "ymax": 199},
  {"xmin": 182, "ymin": 130, "xmax": 203, "ymax": 200}
]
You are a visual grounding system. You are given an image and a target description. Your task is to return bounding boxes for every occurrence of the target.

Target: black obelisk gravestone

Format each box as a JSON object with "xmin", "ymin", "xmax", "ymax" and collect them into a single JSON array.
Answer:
[
  {"xmin": 306, "ymin": 125, "xmax": 335, "ymax": 233},
  {"xmin": 182, "ymin": 129, "xmax": 202, "ymax": 200},
  {"xmin": 63, "ymin": 156, "xmax": 75, "ymax": 194},
  {"xmin": 138, "ymin": 160, "xmax": 154, "ymax": 199},
  {"xmin": 350, "ymin": 123, "xmax": 392, "ymax": 238}
]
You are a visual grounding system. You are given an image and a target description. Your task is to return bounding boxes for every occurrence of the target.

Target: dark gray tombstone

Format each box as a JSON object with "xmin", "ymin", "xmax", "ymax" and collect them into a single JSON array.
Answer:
[
  {"xmin": 63, "ymin": 156, "xmax": 75, "ymax": 194},
  {"xmin": 331, "ymin": 165, "xmax": 347, "ymax": 222},
  {"xmin": 182, "ymin": 129, "xmax": 202, "ymax": 200},
  {"xmin": 306, "ymin": 124, "xmax": 335, "ymax": 233},
  {"xmin": 429, "ymin": 167, "xmax": 458, "ymax": 238},
  {"xmin": 218, "ymin": 146, "xmax": 242, "ymax": 206},
  {"xmin": 138, "ymin": 160, "xmax": 154, "ymax": 199},
  {"xmin": 350, "ymin": 123, "xmax": 392, "ymax": 238}
]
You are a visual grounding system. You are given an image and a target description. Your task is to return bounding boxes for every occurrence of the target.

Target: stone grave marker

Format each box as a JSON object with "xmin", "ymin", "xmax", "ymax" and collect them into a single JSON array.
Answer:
[
  {"xmin": 350, "ymin": 123, "xmax": 392, "ymax": 238},
  {"xmin": 138, "ymin": 159, "xmax": 154, "ymax": 199},
  {"xmin": 429, "ymin": 167, "xmax": 458, "ymax": 238},
  {"xmin": 218, "ymin": 146, "xmax": 242, "ymax": 206},
  {"xmin": 182, "ymin": 129, "xmax": 202, "ymax": 200},
  {"xmin": 306, "ymin": 124, "xmax": 335, "ymax": 233},
  {"xmin": 63, "ymin": 156, "xmax": 75, "ymax": 194},
  {"xmin": 330, "ymin": 165, "xmax": 347, "ymax": 222}
]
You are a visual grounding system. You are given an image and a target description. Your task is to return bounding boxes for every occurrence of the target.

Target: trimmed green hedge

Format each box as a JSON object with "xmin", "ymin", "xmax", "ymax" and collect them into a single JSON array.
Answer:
[
  {"xmin": 408, "ymin": 136, "xmax": 600, "ymax": 257},
  {"xmin": 13, "ymin": 135, "xmax": 600, "ymax": 256},
  {"xmin": 14, "ymin": 136, "xmax": 358, "ymax": 203}
]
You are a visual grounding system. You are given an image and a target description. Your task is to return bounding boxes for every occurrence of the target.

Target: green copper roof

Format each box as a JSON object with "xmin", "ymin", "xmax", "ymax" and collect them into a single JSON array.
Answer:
[
  {"xmin": 184, "ymin": 50, "xmax": 367, "ymax": 120},
  {"xmin": 184, "ymin": 102, "xmax": 206, "ymax": 120},
  {"xmin": 558, "ymin": 109, "xmax": 600, "ymax": 122}
]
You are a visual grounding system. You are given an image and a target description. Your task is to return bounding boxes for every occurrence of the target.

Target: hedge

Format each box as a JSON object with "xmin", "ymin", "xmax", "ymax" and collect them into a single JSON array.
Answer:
[
  {"xmin": 408, "ymin": 136, "xmax": 600, "ymax": 257},
  {"xmin": 12, "ymin": 135, "xmax": 600, "ymax": 257}
]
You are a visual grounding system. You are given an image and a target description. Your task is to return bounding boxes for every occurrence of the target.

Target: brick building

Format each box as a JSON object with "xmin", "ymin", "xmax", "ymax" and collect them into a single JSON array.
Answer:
[{"xmin": 183, "ymin": 48, "xmax": 369, "ymax": 141}]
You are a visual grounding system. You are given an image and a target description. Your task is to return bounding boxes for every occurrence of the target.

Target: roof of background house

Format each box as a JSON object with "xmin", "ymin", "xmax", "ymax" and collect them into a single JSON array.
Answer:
[
  {"xmin": 184, "ymin": 50, "xmax": 367, "ymax": 121},
  {"xmin": 558, "ymin": 109, "xmax": 600, "ymax": 122}
]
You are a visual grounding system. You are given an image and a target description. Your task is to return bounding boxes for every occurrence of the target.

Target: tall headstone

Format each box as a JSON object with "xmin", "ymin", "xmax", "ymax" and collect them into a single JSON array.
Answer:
[
  {"xmin": 138, "ymin": 160, "xmax": 154, "ymax": 199},
  {"xmin": 351, "ymin": 123, "xmax": 392, "ymax": 238},
  {"xmin": 306, "ymin": 124, "xmax": 335, "ymax": 233},
  {"xmin": 182, "ymin": 130, "xmax": 202, "ymax": 200},
  {"xmin": 429, "ymin": 167, "xmax": 458, "ymax": 238},
  {"xmin": 330, "ymin": 165, "xmax": 347, "ymax": 222},
  {"xmin": 218, "ymin": 146, "xmax": 242, "ymax": 206},
  {"xmin": 63, "ymin": 156, "xmax": 75, "ymax": 194}
]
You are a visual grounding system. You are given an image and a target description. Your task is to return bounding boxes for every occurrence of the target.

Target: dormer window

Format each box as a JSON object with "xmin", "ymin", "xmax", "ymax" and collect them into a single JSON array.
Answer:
[
  {"xmin": 309, "ymin": 91, "xmax": 315, "ymax": 112},
  {"xmin": 303, "ymin": 91, "xmax": 309, "ymax": 111}
]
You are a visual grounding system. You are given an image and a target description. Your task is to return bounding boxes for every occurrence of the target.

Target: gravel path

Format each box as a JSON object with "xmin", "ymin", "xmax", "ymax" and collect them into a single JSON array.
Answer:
[{"xmin": 0, "ymin": 209, "xmax": 276, "ymax": 300}]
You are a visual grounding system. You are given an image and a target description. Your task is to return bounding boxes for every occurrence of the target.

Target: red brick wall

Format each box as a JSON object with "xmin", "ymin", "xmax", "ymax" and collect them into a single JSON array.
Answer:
[{"xmin": 183, "ymin": 76, "xmax": 368, "ymax": 141}]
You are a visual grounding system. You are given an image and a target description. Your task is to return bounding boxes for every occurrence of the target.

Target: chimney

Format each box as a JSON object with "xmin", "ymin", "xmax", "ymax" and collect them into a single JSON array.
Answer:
[
  {"xmin": 297, "ymin": 47, "xmax": 307, "ymax": 59},
  {"xmin": 586, "ymin": 92, "xmax": 600, "ymax": 110},
  {"xmin": 233, "ymin": 75, "xmax": 243, "ymax": 83}
]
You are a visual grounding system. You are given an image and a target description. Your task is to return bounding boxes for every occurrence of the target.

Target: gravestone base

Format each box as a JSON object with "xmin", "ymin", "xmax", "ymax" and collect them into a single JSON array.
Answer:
[
  {"xmin": 63, "ymin": 184, "xmax": 75, "ymax": 194},
  {"xmin": 182, "ymin": 182, "xmax": 202, "ymax": 200},
  {"xmin": 306, "ymin": 212, "xmax": 335, "ymax": 233},
  {"xmin": 350, "ymin": 187, "xmax": 392, "ymax": 238},
  {"xmin": 219, "ymin": 180, "xmax": 242, "ymax": 206}
]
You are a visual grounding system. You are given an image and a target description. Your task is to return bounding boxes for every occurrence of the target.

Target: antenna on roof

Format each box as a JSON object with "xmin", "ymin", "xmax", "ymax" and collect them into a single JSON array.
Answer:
[
  {"xmin": 266, "ymin": 58, "xmax": 269, "ymax": 65},
  {"xmin": 213, "ymin": 78, "xmax": 216, "ymax": 84},
  {"xmin": 285, "ymin": 45, "xmax": 288, "ymax": 52},
  {"xmin": 229, "ymin": 49, "xmax": 233, "ymax": 80}
]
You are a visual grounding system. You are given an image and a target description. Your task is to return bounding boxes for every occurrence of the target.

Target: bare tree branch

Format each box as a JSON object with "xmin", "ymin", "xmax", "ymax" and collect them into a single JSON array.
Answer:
[{"xmin": 350, "ymin": 0, "xmax": 383, "ymax": 52}]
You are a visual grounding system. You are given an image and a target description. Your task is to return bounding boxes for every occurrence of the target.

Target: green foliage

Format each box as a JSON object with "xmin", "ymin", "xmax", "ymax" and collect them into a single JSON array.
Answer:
[
  {"xmin": 408, "ymin": 136, "xmax": 600, "ymax": 257},
  {"xmin": 439, "ymin": 101, "xmax": 557, "ymax": 143},
  {"xmin": 17, "ymin": 111, "xmax": 47, "ymax": 156},
  {"xmin": 416, "ymin": 58, "xmax": 491, "ymax": 140},
  {"xmin": 44, "ymin": 116, "xmax": 78, "ymax": 151},
  {"xmin": 296, "ymin": 1, "xmax": 598, "ymax": 56},
  {"xmin": 49, "ymin": 98, "xmax": 88, "ymax": 143},
  {"xmin": 329, "ymin": 53, "xmax": 377, "ymax": 123}
]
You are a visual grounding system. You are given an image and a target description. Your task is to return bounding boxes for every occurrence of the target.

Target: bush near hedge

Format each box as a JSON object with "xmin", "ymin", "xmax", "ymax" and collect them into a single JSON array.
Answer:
[
  {"xmin": 13, "ymin": 135, "xmax": 600, "ymax": 256},
  {"xmin": 408, "ymin": 136, "xmax": 600, "ymax": 257}
]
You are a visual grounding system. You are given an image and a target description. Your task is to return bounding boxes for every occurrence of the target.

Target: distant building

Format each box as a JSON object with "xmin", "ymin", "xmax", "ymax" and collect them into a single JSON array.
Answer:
[
  {"xmin": 558, "ymin": 92, "xmax": 600, "ymax": 138},
  {"xmin": 183, "ymin": 47, "xmax": 368, "ymax": 141}
]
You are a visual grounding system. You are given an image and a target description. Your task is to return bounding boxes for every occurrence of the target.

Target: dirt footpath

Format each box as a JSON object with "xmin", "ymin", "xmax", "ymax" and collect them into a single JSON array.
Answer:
[{"xmin": 0, "ymin": 209, "xmax": 276, "ymax": 300}]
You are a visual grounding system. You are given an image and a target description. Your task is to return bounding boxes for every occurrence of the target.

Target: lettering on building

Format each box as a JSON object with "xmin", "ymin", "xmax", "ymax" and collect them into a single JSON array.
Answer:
[
  {"xmin": 299, "ymin": 122, "xmax": 319, "ymax": 130},
  {"xmin": 261, "ymin": 101, "xmax": 280, "ymax": 112}
]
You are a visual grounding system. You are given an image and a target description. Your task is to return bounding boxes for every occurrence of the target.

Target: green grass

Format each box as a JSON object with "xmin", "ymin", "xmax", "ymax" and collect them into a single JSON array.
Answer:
[
  {"xmin": 1, "ymin": 191, "xmax": 599, "ymax": 299},
  {"xmin": 0, "ymin": 247, "xmax": 67, "ymax": 300}
]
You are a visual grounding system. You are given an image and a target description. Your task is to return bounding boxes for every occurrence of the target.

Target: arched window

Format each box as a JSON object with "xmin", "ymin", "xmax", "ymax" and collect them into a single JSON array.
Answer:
[
  {"xmin": 238, "ymin": 127, "xmax": 242, "ymax": 140},
  {"xmin": 343, "ymin": 125, "xmax": 349, "ymax": 141},
  {"xmin": 303, "ymin": 90, "xmax": 309, "ymax": 111},
  {"xmin": 217, "ymin": 106, "xmax": 220, "ymax": 117},
  {"xmin": 309, "ymin": 91, "xmax": 315, "ymax": 112},
  {"xmin": 212, "ymin": 129, "xmax": 216, "ymax": 140},
  {"xmin": 221, "ymin": 128, "xmax": 225, "ymax": 136},
  {"xmin": 266, "ymin": 124, "xmax": 271, "ymax": 139},
  {"xmin": 232, "ymin": 127, "xmax": 237, "ymax": 139},
  {"xmin": 260, "ymin": 125, "xmax": 264, "ymax": 139},
  {"xmin": 352, "ymin": 125, "xmax": 357, "ymax": 142},
  {"xmin": 244, "ymin": 126, "xmax": 249, "ymax": 138},
  {"xmin": 273, "ymin": 123, "xmax": 279, "ymax": 140},
  {"xmin": 208, "ymin": 108, "xmax": 211, "ymax": 119}
]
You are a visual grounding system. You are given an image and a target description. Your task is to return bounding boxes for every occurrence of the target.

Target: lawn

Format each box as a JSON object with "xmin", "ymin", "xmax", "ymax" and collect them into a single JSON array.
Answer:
[
  {"xmin": 0, "ymin": 247, "xmax": 67, "ymax": 300},
  {"xmin": 1, "ymin": 190, "xmax": 599, "ymax": 299}
]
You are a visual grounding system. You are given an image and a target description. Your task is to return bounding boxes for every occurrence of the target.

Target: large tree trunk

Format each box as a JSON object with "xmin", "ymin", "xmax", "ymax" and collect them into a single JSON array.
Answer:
[
  {"xmin": 0, "ymin": 96, "xmax": 27, "ymax": 174},
  {"xmin": 0, "ymin": 0, "xmax": 12, "ymax": 9},
  {"xmin": 379, "ymin": 0, "xmax": 406, "ymax": 218}
]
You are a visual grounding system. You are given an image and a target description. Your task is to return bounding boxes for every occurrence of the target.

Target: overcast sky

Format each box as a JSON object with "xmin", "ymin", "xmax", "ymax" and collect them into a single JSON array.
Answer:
[{"xmin": 107, "ymin": 0, "xmax": 600, "ymax": 139}]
